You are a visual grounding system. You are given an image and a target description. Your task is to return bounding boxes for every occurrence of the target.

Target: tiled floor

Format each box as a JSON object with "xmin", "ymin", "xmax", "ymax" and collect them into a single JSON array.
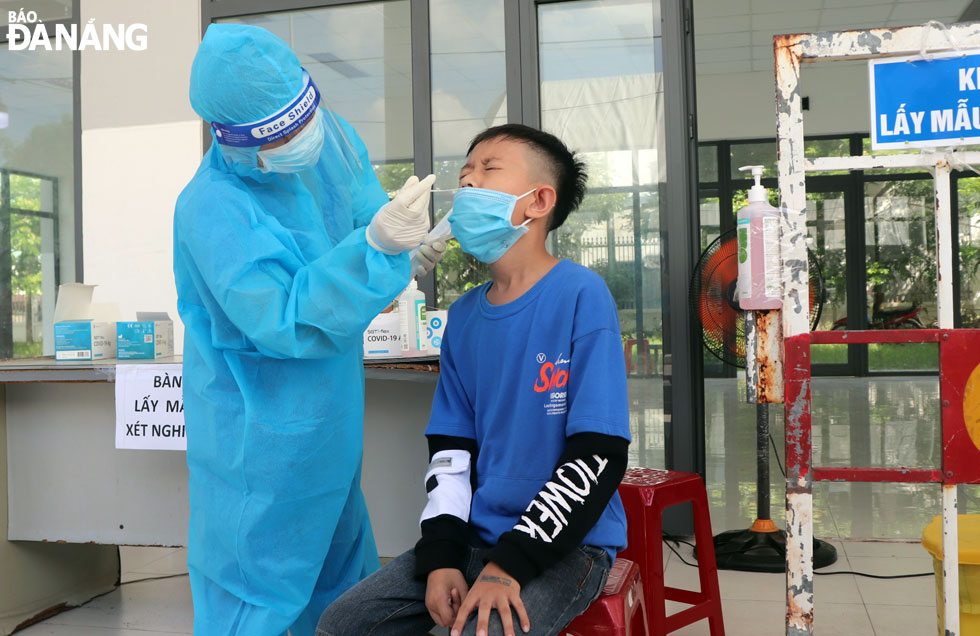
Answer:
[
  {"xmin": 15, "ymin": 539, "xmax": 941, "ymax": 635},
  {"xmin": 15, "ymin": 376, "xmax": 954, "ymax": 635}
]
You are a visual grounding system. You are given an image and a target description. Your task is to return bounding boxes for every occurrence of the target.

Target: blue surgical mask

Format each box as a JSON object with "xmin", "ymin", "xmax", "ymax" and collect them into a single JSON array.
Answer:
[
  {"xmin": 257, "ymin": 110, "xmax": 325, "ymax": 173},
  {"xmin": 449, "ymin": 187, "xmax": 537, "ymax": 263}
]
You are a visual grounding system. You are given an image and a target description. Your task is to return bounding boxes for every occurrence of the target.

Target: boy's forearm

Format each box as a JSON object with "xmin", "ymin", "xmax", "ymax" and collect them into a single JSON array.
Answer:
[
  {"xmin": 487, "ymin": 432, "xmax": 628, "ymax": 587},
  {"xmin": 414, "ymin": 434, "xmax": 479, "ymax": 579},
  {"xmin": 414, "ymin": 515, "xmax": 470, "ymax": 578}
]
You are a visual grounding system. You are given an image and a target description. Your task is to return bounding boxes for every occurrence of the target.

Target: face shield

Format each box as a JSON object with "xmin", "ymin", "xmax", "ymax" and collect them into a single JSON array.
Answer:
[{"xmin": 209, "ymin": 68, "xmax": 362, "ymax": 179}]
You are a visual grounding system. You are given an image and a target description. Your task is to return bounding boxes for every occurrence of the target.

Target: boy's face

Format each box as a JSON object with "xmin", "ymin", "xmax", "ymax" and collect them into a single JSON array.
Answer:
[{"xmin": 458, "ymin": 135, "xmax": 557, "ymax": 231}]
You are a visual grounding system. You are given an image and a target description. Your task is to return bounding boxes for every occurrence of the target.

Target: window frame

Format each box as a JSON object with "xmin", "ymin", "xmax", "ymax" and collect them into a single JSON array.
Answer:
[{"xmin": 0, "ymin": 5, "xmax": 81, "ymax": 358}]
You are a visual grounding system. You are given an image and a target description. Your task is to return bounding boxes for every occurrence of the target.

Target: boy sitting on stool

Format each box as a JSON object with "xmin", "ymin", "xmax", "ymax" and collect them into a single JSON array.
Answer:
[{"xmin": 318, "ymin": 124, "xmax": 631, "ymax": 636}]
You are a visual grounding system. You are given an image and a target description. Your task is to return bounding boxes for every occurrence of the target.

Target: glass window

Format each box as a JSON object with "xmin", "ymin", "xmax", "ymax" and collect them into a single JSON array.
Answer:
[
  {"xmin": 699, "ymin": 188, "xmax": 721, "ymax": 251},
  {"xmin": 805, "ymin": 137, "xmax": 851, "ymax": 176},
  {"xmin": 0, "ymin": 42, "xmax": 75, "ymax": 358},
  {"xmin": 864, "ymin": 179, "xmax": 938, "ymax": 372},
  {"xmin": 807, "ymin": 190, "xmax": 847, "ymax": 332},
  {"xmin": 220, "ymin": 1, "xmax": 414, "ymax": 193},
  {"xmin": 430, "ymin": 0, "xmax": 506, "ymax": 308},
  {"xmin": 698, "ymin": 144, "xmax": 718, "ymax": 183},
  {"xmin": 807, "ymin": 190, "xmax": 847, "ymax": 365},
  {"xmin": 958, "ymin": 176, "xmax": 980, "ymax": 328},
  {"xmin": 538, "ymin": 0, "xmax": 665, "ymax": 469},
  {"xmin": 730, "ymin": 141, "xmax": 776, "ymax": 180},
  {"xmin": 861, "ymin": 138, "xmax": 932, "ymax": 177}
]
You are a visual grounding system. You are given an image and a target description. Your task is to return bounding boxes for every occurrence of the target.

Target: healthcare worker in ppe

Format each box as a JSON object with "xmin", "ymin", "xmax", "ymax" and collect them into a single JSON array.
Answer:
[{"xmin": 173, "ymin": 24, "xmax": 445, "ymax": 636}]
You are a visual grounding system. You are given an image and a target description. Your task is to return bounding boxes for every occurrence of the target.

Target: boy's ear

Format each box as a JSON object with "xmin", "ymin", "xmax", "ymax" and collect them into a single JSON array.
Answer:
[{"xmin": 526, "ymin": 185, "xmax": 557, "ymax": 220}]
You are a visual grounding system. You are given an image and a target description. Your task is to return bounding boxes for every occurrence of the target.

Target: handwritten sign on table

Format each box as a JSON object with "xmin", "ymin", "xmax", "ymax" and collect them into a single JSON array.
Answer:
[{"xmin": 114, "ymin": 363, "xmax": 185, "ymax": 450}]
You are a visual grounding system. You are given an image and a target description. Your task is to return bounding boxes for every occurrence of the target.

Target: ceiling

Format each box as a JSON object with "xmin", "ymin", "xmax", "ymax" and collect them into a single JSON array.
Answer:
[{"xmin": 694, "ymin": 0, "xmax": 977, "ymax": 75}]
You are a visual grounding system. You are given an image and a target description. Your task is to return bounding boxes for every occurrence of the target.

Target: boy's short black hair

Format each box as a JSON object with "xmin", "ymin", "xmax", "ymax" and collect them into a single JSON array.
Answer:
[{"xmin": 467, "ymin": 124, "xmax": 587, "ymax": 232}]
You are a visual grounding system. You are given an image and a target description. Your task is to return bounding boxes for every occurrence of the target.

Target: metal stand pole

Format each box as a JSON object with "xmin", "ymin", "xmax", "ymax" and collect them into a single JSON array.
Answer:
[{"xmin": 757, "ymin": 403, "xmax": 770, "ymax": 522}]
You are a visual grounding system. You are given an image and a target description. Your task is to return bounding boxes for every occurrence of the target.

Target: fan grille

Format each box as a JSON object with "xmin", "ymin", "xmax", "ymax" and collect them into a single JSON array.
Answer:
[{"xmin": 690, "ymin": 230, "xmax": 824, "ymax": 368}]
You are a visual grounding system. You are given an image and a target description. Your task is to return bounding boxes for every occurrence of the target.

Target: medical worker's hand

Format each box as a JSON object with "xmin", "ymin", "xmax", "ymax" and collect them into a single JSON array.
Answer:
[
  {"xmin": 426, "ymin": 568, "xmax": 469, "ymax": 627},
  {"xmin": 451, "ymin": 562, "xmax": 529, "ymax": 636},
  {"xmin": 366, "ymin": 174, "xmax": 436, "ymax": 255},
  {"xmin": 411, "ymin": 234, "xmax": 448, "ymax": 277}
]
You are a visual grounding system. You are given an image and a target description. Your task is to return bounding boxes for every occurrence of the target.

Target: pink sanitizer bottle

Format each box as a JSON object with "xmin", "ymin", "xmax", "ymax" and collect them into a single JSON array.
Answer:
[{"xmin": 736, "ymin": 165, "xmax": 782, "ymax": 310}]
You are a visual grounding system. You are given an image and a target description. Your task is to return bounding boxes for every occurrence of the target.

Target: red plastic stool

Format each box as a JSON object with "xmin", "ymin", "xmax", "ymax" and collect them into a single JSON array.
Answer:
[
  {"xmin": 563, "ymin": 558, "xmax": 649, "ymax": 635},
  {"xmin": 617, "ymin": 468, "xmax": 724, "ymax": 635}
]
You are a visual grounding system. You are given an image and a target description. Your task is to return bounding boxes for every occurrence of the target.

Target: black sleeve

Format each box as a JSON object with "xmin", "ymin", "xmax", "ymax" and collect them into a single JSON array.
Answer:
[
  {"xmin": 486, "ymin": 432, "xmax": 628, "ymax": 587},
  {"xmin": 413, "ymin": 434, "xmax": 478, "ymax": 579}
]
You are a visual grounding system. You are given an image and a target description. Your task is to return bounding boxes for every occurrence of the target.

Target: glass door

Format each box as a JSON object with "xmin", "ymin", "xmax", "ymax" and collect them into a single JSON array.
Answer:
[
  {"xmin": 220, "ymin": 2, "xmax": 415, "ymax": 194},
  {"xmin": 806, "ymin": 184, "xmax": 855, "ymax": 376},
  {"xmin": 956, "ymin": 176, "xmax": 980, "ymax": 328},
  {"xmin": 533, "ymin": 0, "xmax": 667, "ymax": 468},
  {"xmin": 863, "ymin": 178, "xmax": 939, "ymax": 373}
]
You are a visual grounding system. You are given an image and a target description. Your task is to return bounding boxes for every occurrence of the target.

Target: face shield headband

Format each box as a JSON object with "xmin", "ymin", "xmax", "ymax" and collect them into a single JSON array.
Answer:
[{"xmin": 211, "ymin": 69, "xmax": 321, "ymax": 147}]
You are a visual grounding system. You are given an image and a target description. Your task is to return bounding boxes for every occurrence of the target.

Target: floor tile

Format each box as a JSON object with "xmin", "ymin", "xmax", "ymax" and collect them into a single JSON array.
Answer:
[
  {"xmin": 841, "ymin": 539, "xmax": 929, "ymax": 559},
  {"xmin": 666, "ymin": 600, "xmax": 874, "ymax": 636},
  {"xmin": 664, "ymin": 538, "xmax": 857, "ymax": 603},
  {"xmin": 43, "ymin": 576, "xmax": 193, "ymax": 633},
  {"xmin": 849, "ymin": 556, "xmax": 936, "ymax": 606},
  {"xmin": 866, "ymin": 603, "xmax": 939, "ymax": 636},
  {"xmin": 17, "ymin": 625, "xmax": 187, "ymax": 636}
]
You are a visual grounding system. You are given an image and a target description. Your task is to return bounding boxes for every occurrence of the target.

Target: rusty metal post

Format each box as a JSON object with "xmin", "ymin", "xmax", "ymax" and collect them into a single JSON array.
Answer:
[
  {"xmin": 746, "ymin": 310, "xmax": 758, "ymax": 404},
  {"xmin": 935, "ymin": 160, "xmax": 960, "ymax": 636},
  {"xmin": 756, "ymin": 309, "xmax": 784, "ymax": 403},
  {"xmin": 935, "ymin": 161, "xmax": 954, "ymax": 329},
  {"xmin": 769, "ymin": 22, "xmax": 980, "ymax": 636},
  {"xmin": 774, "ymin": 33, "xmax": 814, "ymax": 636}
]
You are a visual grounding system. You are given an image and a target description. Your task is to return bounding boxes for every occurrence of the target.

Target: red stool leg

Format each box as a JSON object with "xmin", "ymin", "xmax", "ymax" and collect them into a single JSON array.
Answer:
[
  {"xmin": 691, "ymin": 481, "xmax": 725, "ymax": 636},
  {"xmin": 646, "ymin": 494, "xmax": 668, "ymax": 634}
]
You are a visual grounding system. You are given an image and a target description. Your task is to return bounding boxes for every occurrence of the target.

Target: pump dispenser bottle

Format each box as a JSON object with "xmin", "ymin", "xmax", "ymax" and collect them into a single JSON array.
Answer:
[
  {"xmin": 735, "ymin": 165, "xmax": 782, "ymax": 310},
  {"xmin": 398, "ymin": 279, "xmax": 428, "ymax": 354}
]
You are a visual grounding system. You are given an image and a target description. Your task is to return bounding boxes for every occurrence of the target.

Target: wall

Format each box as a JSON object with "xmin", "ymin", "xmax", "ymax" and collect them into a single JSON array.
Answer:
[
  {"xmin": 80, "ymin": 0, "xmax": 203, "ymax": 351},
  {"xmin": 697, "ymin": 62, "xmax": 870, "ymax": 141},
  {"xmin": 0, "ymin": 385, "xmax": 118, "ymax": 635}
]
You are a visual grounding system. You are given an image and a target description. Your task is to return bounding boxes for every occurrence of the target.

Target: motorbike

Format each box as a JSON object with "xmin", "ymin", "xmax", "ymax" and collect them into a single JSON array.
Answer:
[{"xmin": 831, "ymin": 301, "xmax": 924, "ymax": 330}]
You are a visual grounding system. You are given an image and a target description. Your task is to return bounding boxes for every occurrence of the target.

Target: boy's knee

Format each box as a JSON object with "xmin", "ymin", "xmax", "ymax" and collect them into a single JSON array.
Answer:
[{"xmin": 316, "ymin": 601, "xmax": 350, "ymax": 636}]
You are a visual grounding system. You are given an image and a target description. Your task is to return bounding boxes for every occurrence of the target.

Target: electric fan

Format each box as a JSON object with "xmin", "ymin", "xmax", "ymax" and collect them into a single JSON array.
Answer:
[
  {"xmin": 690, "ymin": 229, "xmax": 837, "ymax": 572},
  {"xmin": 691, "ymin": 230, "xmax": 823, "ymax": 368}
]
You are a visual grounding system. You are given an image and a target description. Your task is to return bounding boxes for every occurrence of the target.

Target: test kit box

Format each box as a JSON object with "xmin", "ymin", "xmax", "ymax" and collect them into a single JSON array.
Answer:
[
  {"xmin": 117, "ymin": 312, "xmax": 174, "ymax": 360},
  {"xmin": 363, "ymin": 313, "xmax": 401, "ymax": 358},
  {"xmin": 53, "ymin": 283, "xmax": 117, "ymax": 361},
  {"xmin": 362, "ymin": 309, "xmax": 448, "ymax": 359}
]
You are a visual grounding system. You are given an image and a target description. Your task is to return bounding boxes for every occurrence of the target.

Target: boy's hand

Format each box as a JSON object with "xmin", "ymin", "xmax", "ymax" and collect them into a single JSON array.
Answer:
[
  {"xmin": 451, "ymin": 561, "xmax": 529, "ymax": 636},
  {"xmin": 426, "ymin": 568, "xmax": 469, "ymax": 627}
]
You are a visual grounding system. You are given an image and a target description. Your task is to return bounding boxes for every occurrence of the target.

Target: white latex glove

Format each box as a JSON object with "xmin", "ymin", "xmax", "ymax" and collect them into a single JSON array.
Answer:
[
  {"xmin": 411, "ymin": 235, "xmax": 448, "ymax": 277},
  {"xmin": 366, "ymin": 174, "xmax": 436, "ymax": 255}
]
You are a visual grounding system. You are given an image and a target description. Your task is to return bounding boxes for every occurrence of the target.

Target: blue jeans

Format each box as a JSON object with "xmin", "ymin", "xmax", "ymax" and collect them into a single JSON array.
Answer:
[{"xmin": 317, "ymin": 542, "xmax": 611, "ymax": 636}]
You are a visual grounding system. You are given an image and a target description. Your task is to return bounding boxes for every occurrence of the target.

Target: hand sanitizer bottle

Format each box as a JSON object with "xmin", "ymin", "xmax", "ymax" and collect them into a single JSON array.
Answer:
[{"xmin": 735, "ymin": 165, "xmax": 782, "ymax": 310}]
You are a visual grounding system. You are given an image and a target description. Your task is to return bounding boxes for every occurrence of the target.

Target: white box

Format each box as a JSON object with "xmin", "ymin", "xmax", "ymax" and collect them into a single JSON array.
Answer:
[
  {"xmin": 53, "ymin": 283, "xmax": 117, "ymax": 361},
  {"xmin": 117, "ymin": 312, "xmax": 175, "ymax": 359},
  {"xmin": 362, "ymin": 309, "xmax": 448, "ymax": 360},
  {"xmin": 363, "ymin": 313, "xmax": 402, "ymax": 358}
]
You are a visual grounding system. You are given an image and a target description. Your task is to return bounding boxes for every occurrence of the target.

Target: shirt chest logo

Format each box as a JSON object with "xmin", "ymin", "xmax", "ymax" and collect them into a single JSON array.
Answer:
[{"xmin": 533, "ymin": 353, "xmax": 570, "ymax": 416}]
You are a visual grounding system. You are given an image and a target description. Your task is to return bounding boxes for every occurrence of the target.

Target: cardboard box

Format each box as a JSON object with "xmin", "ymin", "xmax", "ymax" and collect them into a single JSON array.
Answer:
[
  {"xmin": 362, "ymin": 309, "xmax": 448, "ymax": 359},
  {"xmin": 117, "ymin": 312, "xmax": 175, "ymax": 359},
  {"xmin": 53, "ymin": 284, "xmax": 117, "ymax": 361},
  {"xmin": 425, "ymin": 310, "xmax": 447, "ymax": 352},
  {"xmin": 363, "ymin": 313, "xmax": 402, "ymax": 358}
]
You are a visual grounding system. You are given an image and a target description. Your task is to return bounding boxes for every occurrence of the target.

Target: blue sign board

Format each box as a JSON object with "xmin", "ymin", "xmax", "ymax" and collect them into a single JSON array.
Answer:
[{"xmin": 870, "ymin": 50, "xmax": 980, "ymax": 150}]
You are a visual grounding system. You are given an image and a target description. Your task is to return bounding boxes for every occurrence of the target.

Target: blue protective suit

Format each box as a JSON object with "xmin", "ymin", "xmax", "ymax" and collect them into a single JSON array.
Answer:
[{"xmin": 173, "ymin": 24, "xmax": 409, "ymax": 636}]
